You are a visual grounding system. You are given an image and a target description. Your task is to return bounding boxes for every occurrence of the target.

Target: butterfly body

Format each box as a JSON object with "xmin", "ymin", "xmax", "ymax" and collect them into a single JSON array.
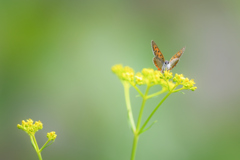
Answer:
[
  {"xmin": 162, "ymin": 60, "xmax": 170, "ymax": 71},
  {"xmin": 152, "ymin": 40, "xmax": 185, "ymax": 73}
]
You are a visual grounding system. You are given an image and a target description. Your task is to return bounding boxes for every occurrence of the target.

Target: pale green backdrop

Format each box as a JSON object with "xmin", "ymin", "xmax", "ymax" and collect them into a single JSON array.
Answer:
[{"xmin": 1, "ymin": 0, "xmax": 240, "ymax": 160}]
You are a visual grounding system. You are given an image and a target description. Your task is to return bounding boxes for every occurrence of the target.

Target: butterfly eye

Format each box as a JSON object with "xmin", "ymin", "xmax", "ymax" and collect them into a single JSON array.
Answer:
[{"xmin": 165, "ymin": 61, "xmax": 169, "ymax": 65}]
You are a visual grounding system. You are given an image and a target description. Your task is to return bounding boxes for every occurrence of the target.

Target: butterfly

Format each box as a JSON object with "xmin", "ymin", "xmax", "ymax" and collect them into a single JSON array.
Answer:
[{"xmin": 152, "ymin": 40, "xmax": 185, "ymax": 73}]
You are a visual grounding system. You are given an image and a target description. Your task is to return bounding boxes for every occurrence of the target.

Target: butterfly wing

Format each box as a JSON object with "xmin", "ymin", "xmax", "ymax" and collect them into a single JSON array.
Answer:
[
  {"xmin": 169, "ymin": 47, "xmax": 185, "ymax": 70},
  {"xmin": 152, "ymin": 40, "xmax": 165, "ymax": 71},
  {"xmin": 153, "ymin": 57, "xmax": 164, "ymax": 71}
]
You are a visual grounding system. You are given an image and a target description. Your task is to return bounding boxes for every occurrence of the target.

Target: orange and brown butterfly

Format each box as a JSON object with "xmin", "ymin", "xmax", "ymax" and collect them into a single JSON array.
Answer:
[{"xmin": 152, "ymin": 40, "xmax": 185, "ymax": 73}]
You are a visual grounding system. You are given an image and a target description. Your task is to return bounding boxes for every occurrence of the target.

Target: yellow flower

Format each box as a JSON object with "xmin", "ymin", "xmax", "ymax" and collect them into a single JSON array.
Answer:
[
  {"xmin": 182, "ymin": 78, "xmax": 195, "ymax": 89},
  {"xmin": 173, "ymin": 73, "xmax": 185, "ymax": 83},
  {"xmin": 47, "ymin": 131, "xmax": 57, "ymax": 141},
  {"xmin": 141, "ymin": 68, "xmax": 154, "ymax": 85},
  {"xmin": 142, "ymin": 68, "xmax": 154, "ymax": 77},
  {"xmin": 163, "ymin": 70, "xmax": 173, "ymax": 80},
  {"xmin": 135, "ymin": 72, "xmax": 145, "ymax": 85},
  {"xmin": 122, "ymin": 70, "xmax": 134, "ymax": 82},
  {"xmin": 168, "ymin": 81, "xmax": 176, "ymax": 90},
  {"xmin": 17, "ymin": 119, "xmax": 43, "ymax": 135},
  {"xmin": 112, "ymin": 64, "xmax": 135, "ymax": 83},
  {"xmin": 190, "ymin": 86, "xmax": 197, "ymax": 91},
  {"xmin": 111, "ymin": 64, "xmax": 124, "ymax": 73},
  {"xmin": 112, "ymin": 65, "xmax": 197, "ymax": 92}
]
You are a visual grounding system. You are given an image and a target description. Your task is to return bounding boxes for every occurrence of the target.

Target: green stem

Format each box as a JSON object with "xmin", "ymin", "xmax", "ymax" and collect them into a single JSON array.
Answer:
[
  {"xmin": 139, "ymin": 83, "xmax": 178, "ymax": 134},
  {"xmin": 139, "ymin": 91, "xmax": 172, "ymax": 134},
  {"xmin": 131, "ymin": 83, "xmax": 144, "ymax": 97},
  {"xmin": 32, "ymin": 135, "xmax": 42, "ymax": 160},
  {"xmin": 123, "ymin": 82, "xmax": 136, "ymax": 132},
  {"xmin": 146, "ymin": 88, "xmax": 167, "ymax": 99},
  {"xmin": 130, "ymin": 85, "xmax": 150, "ymax": 160},
  {"xmin": 166, "ymin": 79, "xmax": 170, "ymax": 91},
  {"xmin": 30, "ymin": 136, "xmax": 37, "ymax": 150},
  {"xmin": 172, "ymin": 87, "xmax": 184, "ymax": 93},
  {"xmin": 131, "ymin": 134, "xmax": 139, "ymax": 160},
  {"xmin": 136, "ymin": 86, "xmax": 150, "ymax": 130},
  {"xmin": 40, "ymin": 140, "xmax": 50, "ymax": 152}
]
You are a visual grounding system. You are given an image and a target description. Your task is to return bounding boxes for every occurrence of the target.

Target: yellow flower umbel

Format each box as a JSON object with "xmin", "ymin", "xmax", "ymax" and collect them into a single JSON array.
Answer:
[
  {"xmin": 17, "ymin": 119, "xmax": 43, "ymax": 135},
  {"xmin": 112, "ymin": 64, "xmax": 197, "ymax": 160},
  {"xmin": 112, "ymin": 64, "xmax": 135, "ymax": 84},
  {"xmin": 112, "ymin": 64, "xmax": 196, "ymax": 93},
  {"xmin": 47, "ymin": 131, "xmax": 57, "ymax": 141},
  {"xmin": 17, "ymin": 119, "xmax": 57, "ymax": 160}
]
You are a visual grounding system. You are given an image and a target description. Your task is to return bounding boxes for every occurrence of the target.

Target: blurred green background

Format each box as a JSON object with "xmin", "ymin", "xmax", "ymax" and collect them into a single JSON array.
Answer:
[{"xmin": 1, "ymin": 0, "xmax": 240, "ymax": 160}]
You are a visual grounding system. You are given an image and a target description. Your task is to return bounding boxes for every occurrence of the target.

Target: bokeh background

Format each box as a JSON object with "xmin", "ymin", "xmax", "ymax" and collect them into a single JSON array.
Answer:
[{"xmin": 1, "ymin": 0, "xmax": 240, "ymax": 160}]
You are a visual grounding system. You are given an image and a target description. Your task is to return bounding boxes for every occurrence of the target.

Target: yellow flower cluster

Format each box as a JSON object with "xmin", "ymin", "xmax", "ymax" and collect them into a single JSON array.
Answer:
[
  {"xmin": 47, "ymin": 131, "xmax": 57, "ymax": 141},
  {"xmin": 112, "ymin": 64, "xmax": 135, "ymax": 82},
  {"xmin": 112, "ymin": 64, "xmax": 197, "ymax": 91},
  {"xmin": 173, "ymin": 73, "xmax": 197, "ymax": 91},
  {"xmin": 137, "ymin": 68, "xmax": 162, "ymax": 85},
  {"xmin": 17, "ymin": 119, "xmax": 43, "ymax": 135}
]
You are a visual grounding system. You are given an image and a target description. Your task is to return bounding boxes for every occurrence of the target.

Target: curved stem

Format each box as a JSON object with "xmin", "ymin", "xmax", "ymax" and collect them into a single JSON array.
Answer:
[{"xmin": 123, "ymin": 82, "xmax": 136, "ymax": 132}]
